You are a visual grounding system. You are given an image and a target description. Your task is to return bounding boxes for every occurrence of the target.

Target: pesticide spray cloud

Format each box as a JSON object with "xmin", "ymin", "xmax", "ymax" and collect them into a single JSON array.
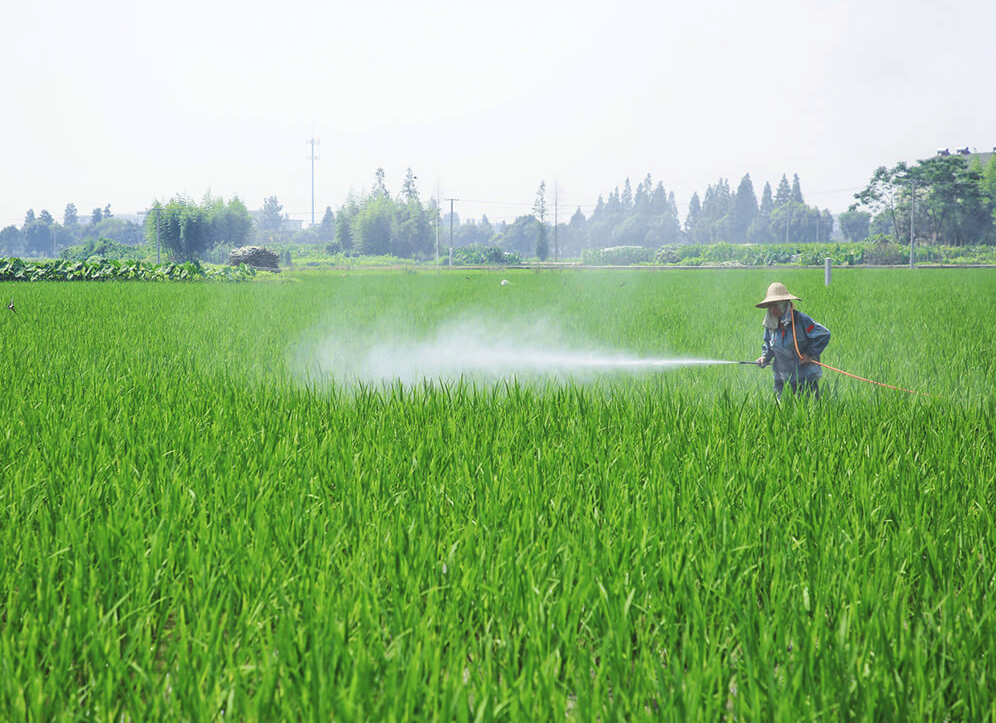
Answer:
[{"xmin": 295, "ymin": 316, "xmax": 734, "ymax": 386}]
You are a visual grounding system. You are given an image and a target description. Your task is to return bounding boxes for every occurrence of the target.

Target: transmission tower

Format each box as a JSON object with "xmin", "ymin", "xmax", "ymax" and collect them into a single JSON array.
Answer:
[{"xmin": 307, "ymin": 138, "xmax": 320, "ymax": 225}]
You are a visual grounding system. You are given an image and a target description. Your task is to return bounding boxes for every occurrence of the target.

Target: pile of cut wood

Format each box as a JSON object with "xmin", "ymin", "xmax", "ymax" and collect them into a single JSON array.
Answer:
[{"xmin": 228, "ymin": 246, "xmax": 279, "ymax": 271}]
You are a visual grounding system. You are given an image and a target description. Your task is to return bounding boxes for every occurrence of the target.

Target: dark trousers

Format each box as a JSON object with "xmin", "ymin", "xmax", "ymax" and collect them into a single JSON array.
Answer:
[{"xmin": 774, "ymin": 378, "xmax": 819, "ymax": 401}]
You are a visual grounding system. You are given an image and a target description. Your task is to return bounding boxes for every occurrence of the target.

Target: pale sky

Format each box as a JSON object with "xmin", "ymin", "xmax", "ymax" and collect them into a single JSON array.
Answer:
[{"xmin": 2, "ymin": 0, "xmax": 994, "ymax": 228}]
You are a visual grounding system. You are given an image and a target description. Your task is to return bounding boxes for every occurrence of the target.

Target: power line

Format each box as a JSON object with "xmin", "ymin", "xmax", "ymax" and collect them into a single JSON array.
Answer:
[
  {"xmin": 805, "ymin": 185, "xmax": 864, "ymax": 196},
  {"xmin": 457, "ymin": 198, "xmax": 534, "ymax": 207},
  {"xmin": 0, "ymin": 182, "xmax": 867, "ymax": 232}
]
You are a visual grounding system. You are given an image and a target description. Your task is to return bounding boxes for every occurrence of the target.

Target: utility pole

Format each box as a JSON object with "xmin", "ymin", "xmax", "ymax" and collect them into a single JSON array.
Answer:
[
  {"xmin": 910, "ymin": 180, "xmax": 915, "ymax": 270},
  {"xmin": 307, "ymin": 138, "xmax": 320, "ymax": 226},
  {"xmin": 553, "ymin": 184, "xmax": 559, "ymax": 261},
  {"xmin": 446, "ymin": 198, "xmax": 458, "ymax": 267}
]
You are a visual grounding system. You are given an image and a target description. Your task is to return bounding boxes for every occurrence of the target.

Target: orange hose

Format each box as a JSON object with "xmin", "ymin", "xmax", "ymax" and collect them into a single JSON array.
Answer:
[{"xmin": 788, "ymin": 304, "xmax": 932, "ymax": 397}]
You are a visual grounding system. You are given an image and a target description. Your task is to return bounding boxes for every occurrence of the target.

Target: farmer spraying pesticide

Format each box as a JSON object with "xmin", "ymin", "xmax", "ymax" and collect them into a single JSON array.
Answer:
[{"xmin": 754, "ymin": 282, "xmax": 830, "ymax": 400}]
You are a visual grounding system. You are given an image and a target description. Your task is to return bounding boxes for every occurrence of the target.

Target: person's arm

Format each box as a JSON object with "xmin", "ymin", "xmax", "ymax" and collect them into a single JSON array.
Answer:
[
  {"xmin": 757, "ymin": 329, "xmax": 774, "ymax": 367},
  {"xmin": 797, "ymin": 312, "xmax": 830, "ymax": 360}
]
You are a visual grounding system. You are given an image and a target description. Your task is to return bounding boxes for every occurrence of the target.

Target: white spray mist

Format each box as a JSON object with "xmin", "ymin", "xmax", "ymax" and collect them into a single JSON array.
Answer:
[{"xmin": 295, "ymin": 316, "xmax": 734, "ymax": 386}]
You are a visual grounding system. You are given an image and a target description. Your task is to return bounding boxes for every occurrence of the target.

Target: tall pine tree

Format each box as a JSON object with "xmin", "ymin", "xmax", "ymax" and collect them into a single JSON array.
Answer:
[
  {"xmin": 621, "ymin": 178, "xmax": 633, "ymax": 213},
  {"xmin": 791, "ymin": 173, "xmax": 804, "ymax": 204},
  {"xmin": 760, "ymin": 182, "xmax": 774, "ymax": 218},
  {"xmin": 775, "ymin": 175, "xmax": 792, "ymax": 207},
  {"xmin": 728, "ymin": 174, "xmax": 758, "ymax": 244},
  {"xmin": 685, "ymin": 193, "xmax": 702, "ymax": 239}
]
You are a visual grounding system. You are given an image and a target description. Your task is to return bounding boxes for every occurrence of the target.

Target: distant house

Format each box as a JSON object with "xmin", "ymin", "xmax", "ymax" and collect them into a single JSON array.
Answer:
[{"xmin": 935, "ymin": 146, "xmax": 995, "ymax": 167}]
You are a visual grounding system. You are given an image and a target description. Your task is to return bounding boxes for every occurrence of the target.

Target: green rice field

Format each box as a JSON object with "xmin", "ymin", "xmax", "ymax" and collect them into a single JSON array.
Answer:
[{"xmin": 2, "ymin": 268, "xmax": 995, "ymax": 721}]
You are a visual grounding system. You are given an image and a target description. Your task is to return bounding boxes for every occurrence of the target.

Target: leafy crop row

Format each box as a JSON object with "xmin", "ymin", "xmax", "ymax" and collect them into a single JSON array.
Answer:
[
  {"xmin": 0, "ymin": 257, "xmax": 256, "ymax": 282},
  {"xmin": 579, "ymin": 241, "xmax": 996, "ymax": 266}
]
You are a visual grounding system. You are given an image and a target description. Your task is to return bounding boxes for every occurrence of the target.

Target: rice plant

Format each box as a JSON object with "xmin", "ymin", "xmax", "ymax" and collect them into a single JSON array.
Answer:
[{"xmin": 0, "ymin": 269, "xmax": 994, "ymax": 721}]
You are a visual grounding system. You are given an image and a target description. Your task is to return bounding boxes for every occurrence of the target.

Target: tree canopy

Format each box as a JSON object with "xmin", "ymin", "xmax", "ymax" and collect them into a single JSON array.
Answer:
[
  {"xmin": 144, "ymin": 195, "xmax": 253, "ymax": 262},
  {"xmin": 9, "ymin": 154, "xmax": 996, "ymax": 264},
  {"xmin": 852, "ymin": 155, "xmax": 996, "ymax": 246}
]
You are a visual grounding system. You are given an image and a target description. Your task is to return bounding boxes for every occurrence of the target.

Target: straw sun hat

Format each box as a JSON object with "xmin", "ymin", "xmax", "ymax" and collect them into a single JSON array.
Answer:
[{"xmin": 755, "ymin": 282, "xmax": 800, "ymax": 308}]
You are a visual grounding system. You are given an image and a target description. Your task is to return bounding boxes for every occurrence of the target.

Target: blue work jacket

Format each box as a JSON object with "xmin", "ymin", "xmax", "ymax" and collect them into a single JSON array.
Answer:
[{"xmin": 761, "ymin": 308, "xmax": 831, "ymax": 382}]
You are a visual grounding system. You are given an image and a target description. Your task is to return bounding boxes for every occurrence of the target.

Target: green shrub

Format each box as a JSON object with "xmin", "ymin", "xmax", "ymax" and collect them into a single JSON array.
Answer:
[
  {"xmin": 59, "ymin": 237, "xmax": 146, "ymax": 262},
  {"xmin": 863, "ymin": 236, "xmax": 907, "ymax": 265},
  {"xmin": 583, "ymin": 245, "xmax": 655, "ymax": 265},
  {"xmin": 451, "ymin": 244, "xmax": 521, "ymax": 266},
  {"xmin": 649, "ymin": 241, "xmax": 996, "ymax": 267}
]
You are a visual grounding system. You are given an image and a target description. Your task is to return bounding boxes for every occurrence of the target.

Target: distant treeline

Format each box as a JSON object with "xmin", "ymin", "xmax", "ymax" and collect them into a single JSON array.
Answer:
[
  {"xmin": 307, "ymin": 157, "xmax": 996, "ymax": 259},
  {"xmin": 289, "ymin": 170, "xmax": 838, "ymax": 261},
  {"xmin": 3, "ymin": 153, "xmax": 995, "ymax": 262},
  {"xmin": 0, "ymin": 204, "xmax": 145, "ymax": 259},
  {"xmin": 852, "ymin": 154, "xmax": 996, "ymax": 246},
  {"xmin": 303, "ymin": 171, "xmax": 837, "ymax": 260}
]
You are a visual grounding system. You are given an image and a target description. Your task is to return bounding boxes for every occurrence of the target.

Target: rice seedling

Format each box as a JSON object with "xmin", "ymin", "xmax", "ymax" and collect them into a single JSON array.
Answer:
[{"xmin": 0, "ymin": 269, "xmax": 994, "ymax": 720}]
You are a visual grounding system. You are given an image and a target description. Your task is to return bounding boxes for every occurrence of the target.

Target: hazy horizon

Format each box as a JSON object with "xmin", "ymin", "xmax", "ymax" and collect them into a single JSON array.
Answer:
[{"xmin": 2, "ymin": 0, "xmax": 994, "ymax": 228}]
